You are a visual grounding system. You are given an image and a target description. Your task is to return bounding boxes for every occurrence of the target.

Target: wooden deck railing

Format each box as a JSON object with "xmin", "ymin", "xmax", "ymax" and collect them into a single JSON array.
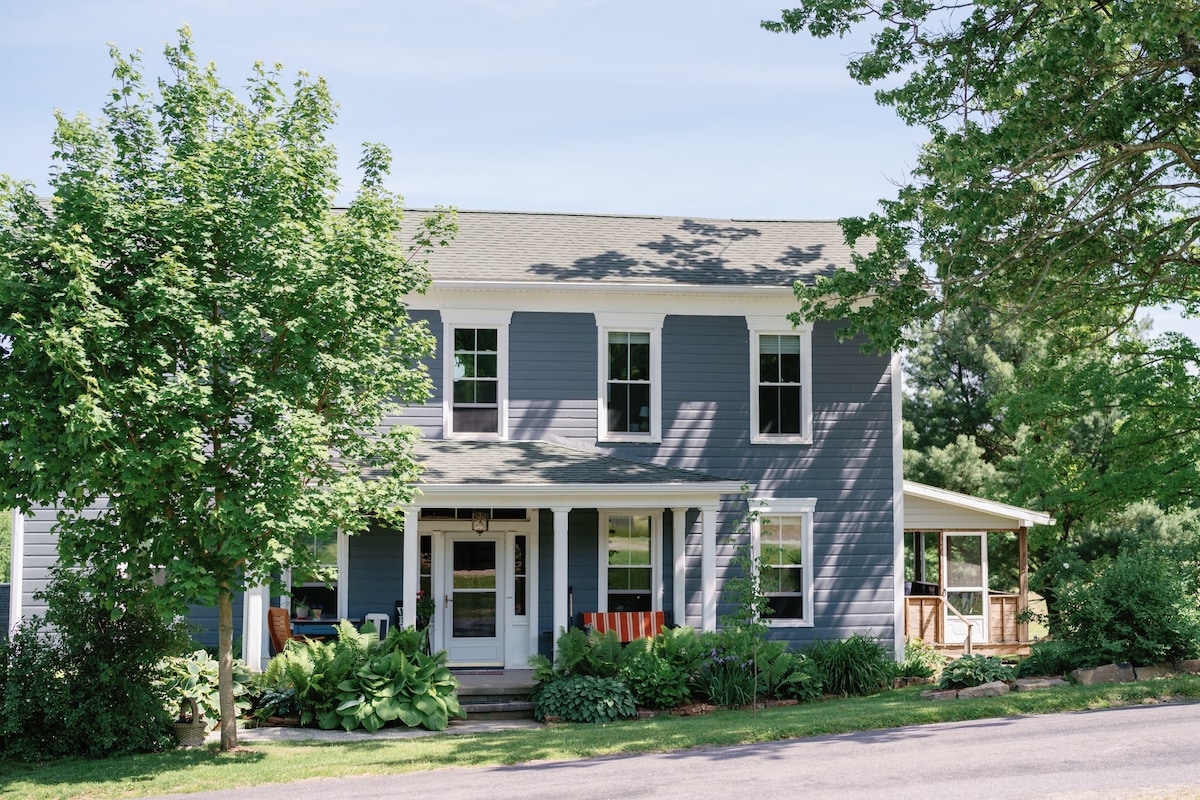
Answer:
[{"xmin": 905, "ymin": 594, "xmax": 1024, "ymax": 648}]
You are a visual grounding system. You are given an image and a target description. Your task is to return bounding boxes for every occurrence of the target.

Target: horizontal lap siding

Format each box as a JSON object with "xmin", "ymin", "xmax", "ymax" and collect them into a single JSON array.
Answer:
[
  {"xmin": 396, "ymin": 309, "xmax": 444, "ymax": 438},
  {"xmin": 510, "ymin": 312, "xmax": 597, "ymax": 440},
  {"xmin": 348, "ymin": 522, "xmax": 404, "ymax": 622}
]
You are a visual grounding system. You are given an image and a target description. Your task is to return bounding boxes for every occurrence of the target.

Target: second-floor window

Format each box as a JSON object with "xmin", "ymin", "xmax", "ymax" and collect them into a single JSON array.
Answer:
[
  {"xmin": 596, "ymin": 313, "xmax": 663, "ymax": 442},
  {"xmin": 453, "ymin": 327, "xmax": 499, "ymax": 433},
  {"xmin": 442, "ymin": 310, "xmax": 511, "ymax": 438},
  {"xmin": 747, "ymin": 318, "xmax": 813, "ymax": 444}
]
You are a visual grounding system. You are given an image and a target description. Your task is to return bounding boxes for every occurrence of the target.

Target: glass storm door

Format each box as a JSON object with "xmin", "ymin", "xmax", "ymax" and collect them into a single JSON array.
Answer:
[
  {"xmin": 943, "ymin": 532, "xmax": 988, "ymax": 644},
  {"xmin": 446, "ymin": 536, "xmax": 504, "ymax": 665}
]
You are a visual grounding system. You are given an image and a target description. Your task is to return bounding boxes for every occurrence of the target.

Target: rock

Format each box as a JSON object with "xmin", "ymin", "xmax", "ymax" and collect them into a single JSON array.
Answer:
[
  {"xmin": 1014, "ymin": 677, "xmax": 1070, "ymax": 692},
  {"xmin": 1173, "ymin": 659, "xmax": 1200, "ymax": 675},
  {"xmin": 957, "ymin": 681, "xmax": 1010, "ymax": 698},
  {"xmin": 1071, "ymin": 663, "xmax": 1136, "ymax": 685},
  {"xmin": 1134, "ymin": 663, "xmax": 1176, "ymax": 681},
  {"xmin": 920, "ymin": 689, "xmax": 959, "ymax": 701}
]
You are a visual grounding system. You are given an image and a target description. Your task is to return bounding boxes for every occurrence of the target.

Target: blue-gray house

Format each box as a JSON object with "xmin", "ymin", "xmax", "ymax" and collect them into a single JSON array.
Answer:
[{"xmin": 8, "ymin": 210, "xmax": 906, "ymax": 668}]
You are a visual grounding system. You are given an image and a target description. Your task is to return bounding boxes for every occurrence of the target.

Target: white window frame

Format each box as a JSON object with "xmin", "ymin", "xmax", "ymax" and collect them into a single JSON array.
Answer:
[
  {"xmin": 598, "ymin": 510, "xmax": 663, "ymax": 613},
  {"xmin": 747, "ymin": 316, "xmax": 813, "ymax": 445},
  {"xmin": 282, "ymin": 529, "xmax": 350, "ymax": 620},
  {"xmin": 595, "ymin": 312, "xmax": 664, "ymax": 443},
  {"xmin": 442, "ymin": 309, "xmax": 512, "ymax": 440},
  {"xmin": 751, "ymin": 498, "xmax": 816, "ymax": 627}
]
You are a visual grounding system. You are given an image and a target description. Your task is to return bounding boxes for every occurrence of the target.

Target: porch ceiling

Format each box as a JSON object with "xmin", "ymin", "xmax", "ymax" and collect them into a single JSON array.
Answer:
[
  {"xmin": 903, "ymin": 480, "xmax": 1055, "ymax": 531},
  {"xmin": 387, "ymin": 439, "xmax": 748, "ymax": 508}
]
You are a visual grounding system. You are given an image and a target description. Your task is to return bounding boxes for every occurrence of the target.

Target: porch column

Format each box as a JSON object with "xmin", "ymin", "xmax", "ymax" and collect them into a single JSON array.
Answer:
[
  {"xmin": 552, "ymin": 507, "xmax": 571, "ymax": 655},
  {"xmin": 700, "ymin": 503, "xmax": 718, "ymax": 632},
  {"xmin": 402, "ymin": 506, "xmax": 419, "ymax": 630},
  {"xmin": 240, "ymin": 582, "xmax": 269, "ymax": 671},
  {"xmin": 672, "ymin": 507, "xmax": 687, "ymax": 628},
  {"xmin": 1017, "ymin": 525, "xmax": 1029, "ymax": 643}
]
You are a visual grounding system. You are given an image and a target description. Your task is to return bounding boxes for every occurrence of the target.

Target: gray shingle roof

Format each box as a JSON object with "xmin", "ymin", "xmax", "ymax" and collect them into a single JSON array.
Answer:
[
  {"xmin": 412, "ymin": 439, "xmax": 735, "ymax": 486},
  {"xmin": 417, "ymin": 210, "xmax": 857, "ymax": 287}
]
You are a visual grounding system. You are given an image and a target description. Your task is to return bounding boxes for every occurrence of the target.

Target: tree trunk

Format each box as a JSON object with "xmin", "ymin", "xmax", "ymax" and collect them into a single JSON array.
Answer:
[{"xmin": 218, "ymin": 584, "xmax": 238, "ymax": 750}]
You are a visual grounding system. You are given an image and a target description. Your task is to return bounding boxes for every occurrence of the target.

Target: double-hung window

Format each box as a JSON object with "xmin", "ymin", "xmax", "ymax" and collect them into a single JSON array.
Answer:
[
  {"xmin": 752, "ymin": 498, "xmax": 816, "ymax": 626},
  {"xmin": 747, "ymin": 317, "xmax": 812, "ymax": 444},
  {"xmin": 596, "ymin": 313, "xmax": 663, "ymax": 442},
  {"xmin": 442, "ymin": 310, "xmax": 511, "ymax": 438},
  {"xmin": 601, "ymin": 512, "xmax": 660, "ymax": 612}
]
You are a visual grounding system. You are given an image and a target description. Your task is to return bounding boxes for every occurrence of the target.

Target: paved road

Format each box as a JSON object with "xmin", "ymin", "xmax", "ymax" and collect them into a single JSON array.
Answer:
[{"xmin": 157, "ymin": 702, "xmax": 1200, "ymax": 800}]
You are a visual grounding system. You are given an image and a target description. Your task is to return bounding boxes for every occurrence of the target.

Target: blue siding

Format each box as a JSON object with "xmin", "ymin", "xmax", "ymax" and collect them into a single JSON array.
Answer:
[
  {"xmin": 510, "ymin": 312, "xmax": 598, "ymax": 441},
  {"xmin": 347, "ymin": 522, "xmax": 404, "ymax": 622}
]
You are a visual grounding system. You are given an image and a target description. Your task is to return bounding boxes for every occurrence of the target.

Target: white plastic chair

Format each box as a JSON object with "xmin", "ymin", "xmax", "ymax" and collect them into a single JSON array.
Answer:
[{"xmin": 364, "ymin": 613, "xmax": 390, "ymax": 641}]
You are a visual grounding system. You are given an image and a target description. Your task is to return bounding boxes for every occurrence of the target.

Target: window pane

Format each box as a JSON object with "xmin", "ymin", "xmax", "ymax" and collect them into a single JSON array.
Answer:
[
  {"xmin": 475, "ymin": 380, "xmax": 498, "ymax": 404},
  {"xmin": 947, "ymin": 537, "xmax": 983, "ymax": 586},
  {"xmin": 767, "ymin": 595, "xmax": 803, "ymax": 619},
  {"xmin": 476, "ymin": 353, "xmax": 498, "ymax": 378},
  {"xmin": 759, "ymin": 386, "xmax": 780, "ymax": 433},
  {"xmin": 760, "ymin": 352, "xmax": 779, "ymax": 382},
  {"xmin": 454, "ymin": 353, "xmax": 475, "ymax": 379},
  {"xmin": 628, "ymin": 339, "xmax": 650, "ymax": 381},
  {"xmin": 476, "ymin": 328, "xmax": 498, "ymax": 351},
  {"xmin": 452, "ymin": 592, "xmax": 496, "ymax": 637},
  {"xmin": 629, "ymin": 383, "xmax": 651, "ymax": 431},
  {"xmin": 628, "ymin": 567, "xmax": 651, "ymax": 591},
  {"xmin": 454, "ymin": 328, "xmax": 475, "ymax": 350},
  {"xmin": 947, "ymin": 590, "xmax": 983, "ymax": 616},
  {"xmin": 453, "ymin": 380, "xmax": 476, "ymax": 403},
  {"xmin": 779, "ymin": 350, "xmax": 801, "ymax": 383},
  {"xmin": 778, "ymin": 387, "xmax": 802, "ymax": 433},
  {"xmin": 608, "ymin": 569, "xmax": 631, "ymax": 591},
  {"xmin": 609, "ymin": 335, "xmax": 629, "ymax": 381},
  {"xmin": 514, "ymin": 576, "xmax": 527, "ymax": 616},
  {"xmin": 607, "ymin": 383, "xmax": 630, "ymax": 432},
  {"xmin": 608, "ymin": 593, "xmax": 651, "ymax": 612}
]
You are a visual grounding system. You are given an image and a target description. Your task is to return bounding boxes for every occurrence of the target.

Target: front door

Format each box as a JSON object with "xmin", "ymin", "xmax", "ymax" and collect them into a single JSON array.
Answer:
[
  {"xmin": 943, "ymin": 532, "xmax": 988, "ymax": 644},
  {"xmin": 445, "ymin": 535, "xmax": 504, "ymax": 665}
]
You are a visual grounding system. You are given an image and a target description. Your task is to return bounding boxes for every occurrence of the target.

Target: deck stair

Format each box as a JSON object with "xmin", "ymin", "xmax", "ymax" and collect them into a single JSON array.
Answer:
[{"xmin": 454, "ymin": 669, "xmax": 537, "ymax": 720}]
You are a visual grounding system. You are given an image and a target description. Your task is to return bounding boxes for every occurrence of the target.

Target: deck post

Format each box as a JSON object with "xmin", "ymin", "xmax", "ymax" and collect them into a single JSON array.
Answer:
[
  {"xmin": 672, "ymin": 507, "xmax": 687, "ymax": 629},
  {"xmin": 402, "ymin": 506, "xmax": 418, "ymax": 631},
  {"xmin": 1018, "ymin": 525, "xmax": 1029, "ymax": 644},
  {"xmin": 700, "ymin": 503, "xmax": 718, "ymax": 632}
]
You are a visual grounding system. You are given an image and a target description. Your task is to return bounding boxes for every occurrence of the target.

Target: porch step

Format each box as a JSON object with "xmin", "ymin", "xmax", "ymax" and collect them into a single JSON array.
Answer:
[{"xmin": 454, "ymin": 669, "xmax": 537, "ymax": 720}]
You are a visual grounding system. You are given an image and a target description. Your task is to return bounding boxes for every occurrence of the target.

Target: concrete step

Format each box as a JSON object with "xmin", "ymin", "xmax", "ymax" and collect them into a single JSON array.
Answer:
[{"xmin": 460, "ymin": 700, "xmax": 535, "ymax": 720}]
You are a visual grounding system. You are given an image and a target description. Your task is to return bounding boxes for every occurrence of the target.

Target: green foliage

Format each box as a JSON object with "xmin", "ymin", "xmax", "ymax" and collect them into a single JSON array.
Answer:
[
  {"xmin": 939, "ymin": 655, "xmax": 1016, "ymax": 690},
  {"xmin": 0, "ymin": 510, "xmax": 10, "ymax": 583},
  {"xmin": 0, "ymin": 29, "xmax": 455, "ymax": 745},
  {"xmin": 157, "ymin": 649, "xmax": 251, "ymax": 731},
  {"xmin": 765, "ymin": 2, "xmax": 1200, "ymax": 351},
  {"xmin": 1052, "ymin": 543, "xmax": 1200, "ymax": 668},
  {"xmin": 617, "ymin": 646, "xmax": 691, "ymax": 709},
  {"xmin": 693, "ymin": 630, "xmax": 759, "ymax": 707},
  {"xmin": 899, "ymin": 638, "xmax": 946, "ymax": 680},
  {"xmin": 333, "ymin": 648, "xmax": 463, "ymax": 732},
  {"xmin": 1016, "ymin": 640, "xmax": 1077, "ymax": 679},
  {"xmin": 0, "ymin": 567, "xmax": 191, "ymax": 760},
  {"xmin": 755, "ymin": 641, "xmax": 824, "ymax": 702},
  {"xmin": 260, "ymin": 621, "xmax": 460, "ymax": 732},
  {"xmin": 803, "ymin": 634, "xmax": 896, "ymax": 697},
  {"xmin": 532, "ymin": 675, "xmax": 637, "ymax": 723}
]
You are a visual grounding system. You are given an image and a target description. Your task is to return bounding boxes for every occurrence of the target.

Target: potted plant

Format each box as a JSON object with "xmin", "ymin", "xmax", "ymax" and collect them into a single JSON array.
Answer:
[
  {"xmin": 293, "ymin": 597, "xmax": 311, "ymax": 619},
  {"xmin": 416, "ymin": 589, "xmax": 436, "ymax": 631}
]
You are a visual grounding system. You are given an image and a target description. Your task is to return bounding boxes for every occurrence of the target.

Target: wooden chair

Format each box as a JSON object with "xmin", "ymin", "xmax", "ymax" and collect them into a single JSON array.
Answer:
[{"xmin": 268, "ymin": 607, "xmax": 302, "ymax": 655}]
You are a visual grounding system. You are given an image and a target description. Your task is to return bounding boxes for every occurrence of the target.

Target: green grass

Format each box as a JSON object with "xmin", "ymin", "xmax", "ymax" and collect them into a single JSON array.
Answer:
[{"xmin": 5, "ymin": 676, "xmax": 1200, "ymax": 800}]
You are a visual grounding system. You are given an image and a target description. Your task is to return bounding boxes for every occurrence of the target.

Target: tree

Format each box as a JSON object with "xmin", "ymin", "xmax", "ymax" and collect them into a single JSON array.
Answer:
[
  {"xmin": 0, "ymin": 30, "xmax": 454, "ymax": 750},
  {"xmin": 763, "ymin": 1, "xmax": 1200, "ymax": 351}
]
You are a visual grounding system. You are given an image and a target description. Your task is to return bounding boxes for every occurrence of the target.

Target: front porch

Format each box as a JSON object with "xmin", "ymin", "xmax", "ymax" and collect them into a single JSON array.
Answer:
[{"xmin": 902, "ymin": 481, "xmax": 1055, "ymax": 658}]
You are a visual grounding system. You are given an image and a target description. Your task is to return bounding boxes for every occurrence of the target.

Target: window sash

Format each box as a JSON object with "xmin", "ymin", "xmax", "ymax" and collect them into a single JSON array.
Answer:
[{"xmin": 607, "ymin": 331, "xmax": 653, "ymax": 434}]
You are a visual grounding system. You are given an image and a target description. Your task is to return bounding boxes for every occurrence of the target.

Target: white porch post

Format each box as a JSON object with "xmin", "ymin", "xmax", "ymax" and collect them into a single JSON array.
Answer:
[
  {"xmin": 552, "ymin": 507, "xmax": 571, "ymax": 655},
  {"xmin": 672, "ymin": 507, "xmax": 687, "ymax": 628},
  {"xmin": 700, "ymin": 503, "xmax": 718, "ymax": 632},
  {"xmin": 402, "ymin": 506, "xmax": 419, "ymax": 630},
  {"xmin": 240, "ymin": 583, "xmax": 269, "ymax": 670}
]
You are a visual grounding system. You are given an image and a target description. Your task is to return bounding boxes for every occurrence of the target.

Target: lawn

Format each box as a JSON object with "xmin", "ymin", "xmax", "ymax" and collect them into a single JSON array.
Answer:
[{"xmin": 4, "ymin": 676, "xmax": 1200, "ymax": 800}]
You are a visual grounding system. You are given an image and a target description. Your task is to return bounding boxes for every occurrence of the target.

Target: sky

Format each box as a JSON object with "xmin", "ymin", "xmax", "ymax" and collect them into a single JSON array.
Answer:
[{"xmin": 1, "ymin": 0, "xmax": 1195, "ymax": 339}]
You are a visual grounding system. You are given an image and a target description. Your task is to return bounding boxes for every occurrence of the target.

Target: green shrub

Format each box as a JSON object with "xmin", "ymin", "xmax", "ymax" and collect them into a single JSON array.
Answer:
[
  {"xmin": 617, "ymin": 647, "xmax": 691, "ymax": 709},
  {"xmin": 900, "ymin": 638, "xmax": 947, "ymax": 679},
  {"xmin": 532, "ymin": 675, "xmax": 637, "ymax": 723},
  {"xmin": 758, "ymin": 647, "xmax": 824, "ymax": 701},
  {"xmin": 938, "ymin": 654, "xmax": 1015, "ymax": 689},
  {"xmin": 0, "ymin": 567, "xmax": 191, "ymax": 761},
  {"xmin": 693, "ymin": 638, "xmax": 758, "ymax": 707},
  {"xmin": 1052, "ymin": 543, "xmax": 1200, "ymax": 668},
  {"xmin": 1016, "ymin": 639, "xmax": 1077, "ymax": 678},
  {"xmin": 804, "ymin": 634, "xmax": 896, "ymax": 696}
]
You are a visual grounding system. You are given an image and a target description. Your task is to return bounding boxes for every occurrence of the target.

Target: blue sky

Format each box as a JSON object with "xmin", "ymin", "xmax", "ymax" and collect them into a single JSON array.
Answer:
[{"xmin": 1, "ymin": 0, "xmax": 1194, "ymax": 339}]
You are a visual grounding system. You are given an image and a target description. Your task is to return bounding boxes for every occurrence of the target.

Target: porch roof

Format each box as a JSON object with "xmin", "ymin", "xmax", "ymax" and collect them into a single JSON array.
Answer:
[
  {"xmin": 903, "ymin": 480, "xmax": 1055, "ymax": 531},
  {"xmin": 401, "ymin": 439, "xmax": 747, "ymax": 508}
]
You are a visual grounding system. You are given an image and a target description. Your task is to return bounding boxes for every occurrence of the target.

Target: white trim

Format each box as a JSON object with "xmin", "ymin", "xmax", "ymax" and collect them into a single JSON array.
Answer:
[
  {"xmin": 594, "ymin": 313, "xmax": 665, "ymax": 444},
  {"xmin": 402, "ymin": 507, "xmax": 419, "ymax": 630},
  {"xmin": 892, "ymin": 352, "xmax": 906, "ymax": 659},
  {"xmin": 751, "ymin": 497, "xmax": 817, "ymax": 628},
  {"xmin": 336, "ymin": 529, "xmax": 350, "ymax": 620},
  {"xmin": 414, "ymin": 481, "xmax": 747, "ymax": 509},
  {"xmin": 441, "ymin": 309, "xmax": 513, "ymax": 440},
  {"xmin": 746, "ymin": 316, "xmax": 813, "ymax": 445},
  {"xmin": 240, "ymin": 583, "xmax": 269, "ymax": 670},
  {"xmin": 9, "ymin": 510, "xmax": 24, "ymax": 634},
  {"xmin": 903, "ymin": 480, "xmax": 1055, "ymax": 528},
  {"xmin": 671, "ymin": 508, "xmax": 687, "ymax": 629},
  {"xmin": 700, "ymin": 504, "xmax": 718, "ymax": 632},
  {"xmin": 598, "ymin": 510, "xmax": 660, "ymax": 614},
  {"xmin": 551, "ymin": 507, "xmax": 570, "ymax": 655}
]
